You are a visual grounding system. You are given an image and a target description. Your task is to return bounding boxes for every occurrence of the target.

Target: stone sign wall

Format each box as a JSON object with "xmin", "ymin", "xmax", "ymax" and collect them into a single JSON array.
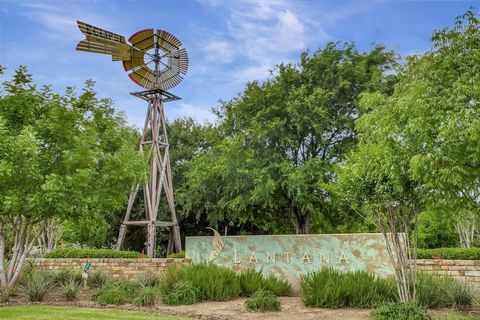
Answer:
[{"xmin": 185, "ymin": 233, "xmax": 395, "ymax": 288}]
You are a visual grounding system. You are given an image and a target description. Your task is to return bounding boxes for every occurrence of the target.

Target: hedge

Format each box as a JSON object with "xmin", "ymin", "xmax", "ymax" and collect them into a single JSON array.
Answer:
[
  {"xmin": 416, "ymin": 247, "xmax": 480, "ymax": 260},
  {"xmin": 44, "ymin": 248, "xmax": 141, "ymax": 259}
]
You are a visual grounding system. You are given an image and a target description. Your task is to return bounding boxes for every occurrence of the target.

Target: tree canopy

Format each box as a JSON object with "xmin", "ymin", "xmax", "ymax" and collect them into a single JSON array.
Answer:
[{"xmin": 178, "ymin": 43, "xmax": 397, "ymax": 234}]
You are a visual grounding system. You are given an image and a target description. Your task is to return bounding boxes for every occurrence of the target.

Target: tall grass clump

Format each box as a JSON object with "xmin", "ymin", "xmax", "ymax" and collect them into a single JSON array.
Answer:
[
  {"xmin": 301, "ymin": 268, "xmax": 396, "ymax": 308},
  {"xmin": 92, "ymin": 279, "xmax": 139, "ymax": 305},
  {"xmin": 135, "ymin": 272, "xmax": 160, "ymax": 287},
  {"xmin": 21, "ymin": 270, "xmax": 54, "ymax": 302},
  {"xmin": 133, "ymin": 286, "xmax": 158, "ymax": 306},
  {"xmin": 238, "ymin": 269, "xmax": 291, "ymax": 296},
  {"xmin": 371, "ymin": 302, "xmax": 431, "ymax": 320},
  {"xmin": 245, "ymin": 289, "xmax": 281, "ymax": 312},
  {"xmin": 160, "ymin": 263, "xmax": 241, "ymax": 302},
  {"xmin": 87, "ymin": 271, "xmax": 107, "ymax": 288},
  {"xmin": 416, "ymin": 273, "xmax": 474, "ymax": 309},
  {"xmin": 63, "ymin": 278, "xmax": 81, "ymax": 301},
  {"xmin": 52, "ymin": 268, "xmax": 82, "ymax": 286}
]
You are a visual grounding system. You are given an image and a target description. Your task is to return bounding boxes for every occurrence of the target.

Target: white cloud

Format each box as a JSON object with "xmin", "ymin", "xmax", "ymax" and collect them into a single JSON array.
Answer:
[
  {"xmin": 202, "ymin": 40, "xmax": 235, "ymax": 63},
  {"xmin": 166, "ymin": 102, "xmax": 217, "ymax": 124}
]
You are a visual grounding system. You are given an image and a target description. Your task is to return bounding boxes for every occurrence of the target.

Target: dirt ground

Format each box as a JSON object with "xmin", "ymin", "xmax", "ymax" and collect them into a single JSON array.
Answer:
[
  {"xmin": 1, "ymin": 288, "xmax": 477, "ymax": 320},
  {"xmin": 0, "ymin": 288, "xmax": 369, "ymax": 320}
]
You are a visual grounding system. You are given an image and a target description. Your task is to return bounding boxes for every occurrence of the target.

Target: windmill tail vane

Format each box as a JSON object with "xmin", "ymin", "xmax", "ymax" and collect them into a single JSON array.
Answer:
[{"xmin": 76, "ymin": 21, "xmax": 188, "ymax": 257}]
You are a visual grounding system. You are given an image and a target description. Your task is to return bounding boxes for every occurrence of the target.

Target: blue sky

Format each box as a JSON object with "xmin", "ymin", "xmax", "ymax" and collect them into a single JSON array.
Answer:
[{"xmin": 0, "ymin": 0, "xmax": 477, "ymax": 128}]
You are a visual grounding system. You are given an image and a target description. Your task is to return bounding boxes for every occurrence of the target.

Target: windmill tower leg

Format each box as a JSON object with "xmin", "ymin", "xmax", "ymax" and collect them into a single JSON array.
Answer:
[{"xmin": 117, "ymin": 92, "xmax": 181, "ymax": 257}]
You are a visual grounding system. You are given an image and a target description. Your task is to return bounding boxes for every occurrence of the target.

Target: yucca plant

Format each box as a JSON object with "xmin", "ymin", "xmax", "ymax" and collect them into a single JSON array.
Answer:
[
  {"xmin": 63, "ymin": 278, "xmax": 81, "ymax": 301},
  {"xmin": 22, "ymin": 270, "xmax": 54, "ymax": 302}
]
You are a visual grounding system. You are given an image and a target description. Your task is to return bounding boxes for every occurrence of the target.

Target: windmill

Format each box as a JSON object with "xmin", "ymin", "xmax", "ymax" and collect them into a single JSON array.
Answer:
[{"xmin": 76, "ymin": 21, "xmax": 188, "ymax": 257}]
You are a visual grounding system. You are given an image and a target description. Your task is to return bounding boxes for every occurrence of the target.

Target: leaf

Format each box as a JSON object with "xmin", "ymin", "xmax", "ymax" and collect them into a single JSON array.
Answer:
[{"xmin": 206, "ymin": 227, "xmax": 224, "ymax": 262}]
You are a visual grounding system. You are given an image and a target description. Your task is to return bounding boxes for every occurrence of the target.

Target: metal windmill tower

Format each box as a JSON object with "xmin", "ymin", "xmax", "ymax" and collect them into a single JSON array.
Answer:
[{"xmin": 76, "ymin": 21, "xmax": 188, "ymax": 257}]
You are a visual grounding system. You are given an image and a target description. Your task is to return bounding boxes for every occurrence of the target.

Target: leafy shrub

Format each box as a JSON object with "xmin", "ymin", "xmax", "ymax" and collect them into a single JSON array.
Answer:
[
  {"xmin": 245, "ymin": 289, "xmax": 281, "ymax": 312},
  {"xmin": 162, "ymin": 280, "xmax": 201, "ymax": 306},
  {"xmin": 87, "ymin": 270, "xmax": 107, "ymax": 288},
  {"xmin": 136, "ymin": 272, "xmax": 160, "ymax": 287},
  {"xmin": 238, "ymin": 269, "xmax": 292, "ymax": 296},
  {"xmin": 92, "ymin": 279, "xmax": 140, "ymax": 305},
  {"xmin": 167, "ymin": 251, "xmax": 185, "ymax": 259},
  {"xmin": 301, "ymin": 269, "xmax": 396, "ymax": 308},
  {"xmin": 52, "ymin": 268, "xmax": 82, "ymax": 286},
  {"xmin": 416, "ymin": 248, "xmax": 480, "ymax": 260},
  {"xmin": 21, "ymin": 270, "xmax": 54, "ymax": 302},
  {"xmin": 45, "ymin": 248, "xmax": 141, "ymax": 259},
  {"xmin": 63, "ymin": 278, "xmax": 81, "ymax": 301},
  {"xmin": 133, "ymin": 286, "xmax": 158, "ymax": 306},
  {"xmin": 371, "ymin": 302, "xmax": 431, "ymax": 320},
  {"xmin": 160, "ymin": 263, "xmax": 241, "ymax": 302}
]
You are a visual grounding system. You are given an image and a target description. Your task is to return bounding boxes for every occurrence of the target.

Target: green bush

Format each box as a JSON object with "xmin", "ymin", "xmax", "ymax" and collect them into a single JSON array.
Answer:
[
  {"xmin": 167, "ymin": 251, "xmax": 185, "ymax": 259},
  {"xmin": 92, "ymin": 279, "xmax": 140, "ymax": 305},
  {"xmin": 162, "ymin": 280, "xmax": 201, "ymax": 306},
  {"xmin": 301, "ymin": 269, "xmax": 396, "ymax": 308},
  {"xmin": 63, "ymin": 278, "xmax": 81, "ymax": 301},
  {"xmin": 52, "ymin": 268, "xmax": 82, "ymax": 286},
  {"xmin": 416, "ymin": 248, "xmax": 480, "ymax": 260},
  {"xmin": 245, "ymin": 289, "xmax": 281, "ymax": 312},
  {"xmin": 371, "ymin": 302, "xmax": 431, "ymax": 320},
  {"xmin": 136, "ymin": 272, "xmax": 160, "ymax": 287},
  {"xmin": 21, "ymin": 270, "xmax": 54, "ymax": 302},
  {"xmin": 160, "ymin": 263, "xmax": 241, "ymax": 302},
  {"xmin": 87, "ymin": 271, "xmax": 107, "ymax": 288},
  {"xmin": 133, "ymin": 286, "xmax": 158, "ymax": 306},
  {"xmin": 238, "ymin": 269, "xmax": 291, "ymax": 296},
  {"xmin": 45, "ymin": 248, "xmax": 141, "ymax": 259}
]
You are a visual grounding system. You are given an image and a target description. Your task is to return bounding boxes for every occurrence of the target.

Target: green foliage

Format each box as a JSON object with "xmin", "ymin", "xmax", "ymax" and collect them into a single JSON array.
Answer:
[
  {"xmin": 87, "ymin": 271, "xmax": 107, "ymax": 288},
  {"xmin": 371, "ymin": 302, "xmax": 431, "ymax": 320},
  {"xmin": 45, "ymin": 248, "xmax": 141, "ymax": 259},
  {"xmin": 133, "ymin": 286, "xmax": 158, "ymax": 307},
  {"xmin": 21, "ymin": 270, "xmax": 54, "ymax": 302},
  {"xmin": 414, "ymin": 273, "xmax": 474, "ymax": 308},
  {"xmin": 417, "ymin": 210, "xmax": 458, "ymax": 249},
  {"xmin": 160, "ymin": 263, "xmax": 241, "ymax": 302},
  {"xmin": 0, "ymin": 67, "xmax": 146, "ymax": 289},
  {"xmin": 179, "ymin": 43, "xmax": 397, "ymax": 235},
  {"xmin": 52, "ymin": 268, "xmax": 82, "ymax": 286},
  {"xmin": 62, "ymin": 278, "xmax": 81, "ymax": 301},
  {"xmin": 92, "ymin": 279, "xmax": 140, "ymax": 305},
  {"xmin": 436, "ymin": 313, "xmax": 479, "ymax": 320},
  {"xmin": 0, "ymin": 288, "xmax": 13, "ymax": 303},
  {"xmin": 167, "ymin": 251, "xmax": 185, "ymax": 259},
  {"xmin": 161, "ymin": 280, "xmax": 201, "ymax": 306},
  {"xmin": 135, "ymin": 272, "xmax": 160, "ymax": 287},
  {"xmin": 416, "ymin": 248, "xmax": 480, "ymax": 260},
  {"xmin": 244, "ymin": 289, "xmax": 281, "ymax": 312},
  {"xmin": 446, "ymin": 280, "xmax": 474, "ymax": 308},
  {"xmin": 238, "ymin": 269, "xmax": 291, "ymax": 296},
  {"xmin": 301, "ymin": 269, "xmax": 396, "ymax": 308}
]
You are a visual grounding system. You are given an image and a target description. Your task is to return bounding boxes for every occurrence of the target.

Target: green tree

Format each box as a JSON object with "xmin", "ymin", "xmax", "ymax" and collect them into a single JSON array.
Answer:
[
  {"xmin": 180, "ymin": 43, "xmax": 397, "ymax": 234},
  {"xmin": 0, "ymin": 67, "xmax": 146, "ymax": 289},
  {"xmin": 337, "ymin": 10, "xmax": 480, "ymax": 302}
]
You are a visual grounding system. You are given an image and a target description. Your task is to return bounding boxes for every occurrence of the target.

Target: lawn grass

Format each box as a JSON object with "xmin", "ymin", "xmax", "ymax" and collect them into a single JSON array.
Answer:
[{"xmin": 0, "ymin": 305, "xmax": 190, "ymax": 319}]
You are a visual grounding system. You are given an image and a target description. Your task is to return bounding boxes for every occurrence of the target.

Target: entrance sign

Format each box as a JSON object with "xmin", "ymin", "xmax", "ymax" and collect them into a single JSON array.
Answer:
[{"xmin": 186, "ymin": 233, "xmax": 395, "ymax": 287}]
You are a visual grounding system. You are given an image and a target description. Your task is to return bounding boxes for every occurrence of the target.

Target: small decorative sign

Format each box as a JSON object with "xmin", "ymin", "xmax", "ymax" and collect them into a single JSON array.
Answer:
[{"xmin": 186, "ymin": 232, "xmax": 395, "ymax": 288}]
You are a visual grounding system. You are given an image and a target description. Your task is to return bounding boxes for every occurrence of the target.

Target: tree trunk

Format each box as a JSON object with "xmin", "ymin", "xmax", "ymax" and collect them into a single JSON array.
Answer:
[{"xmin": 293, "ymin": 207, "xmax": 310, "ymax": 234}]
